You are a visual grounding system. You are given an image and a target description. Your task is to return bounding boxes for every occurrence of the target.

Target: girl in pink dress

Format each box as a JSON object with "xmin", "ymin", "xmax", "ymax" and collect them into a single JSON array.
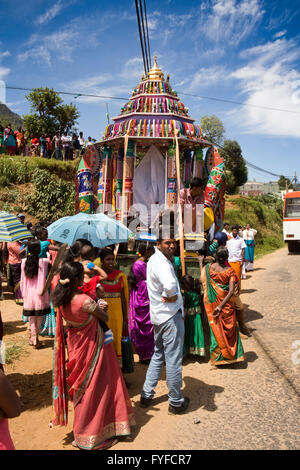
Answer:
[
  {"xmin": 20, "ymin": 240, "xmax": 51, "ymax": 349},
  {"xmin": 52, "ymin": 261, "xmax": 135, "ymax": 450}
]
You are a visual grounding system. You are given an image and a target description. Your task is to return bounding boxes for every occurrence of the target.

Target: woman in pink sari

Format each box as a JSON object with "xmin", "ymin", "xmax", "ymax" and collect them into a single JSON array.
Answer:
[
  {"xmin": 52, "ymin": 261, "xmax": 135, "ymax": 450},
  {"xmin": 128, "ymin": 242, "xmax": 155, "ymax": 364}
]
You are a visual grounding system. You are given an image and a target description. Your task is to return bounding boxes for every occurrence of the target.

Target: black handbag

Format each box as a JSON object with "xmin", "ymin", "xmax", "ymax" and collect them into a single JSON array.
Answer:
[{"xmin": 121, "ymin": 336, "xmax": 134, "ymax": 374}]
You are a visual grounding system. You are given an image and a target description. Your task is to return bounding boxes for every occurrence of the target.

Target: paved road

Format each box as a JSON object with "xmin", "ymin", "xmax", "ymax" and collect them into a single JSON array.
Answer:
[{"xmin": 115, "ymin": 246, "xmax": 300, "ymax": 450}]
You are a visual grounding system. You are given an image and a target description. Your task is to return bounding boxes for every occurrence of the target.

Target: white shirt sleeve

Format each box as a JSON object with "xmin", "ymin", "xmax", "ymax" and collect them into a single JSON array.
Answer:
[{"xmin": 158, "ymin": 263, "xmax": 178, "ymax": 297}]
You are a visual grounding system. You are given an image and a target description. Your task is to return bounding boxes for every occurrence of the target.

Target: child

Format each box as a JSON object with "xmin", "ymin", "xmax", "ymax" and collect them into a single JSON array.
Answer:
[
  {"xmin": 181, "ymin": 275, "xmax": 205, "ymax": 358},
  {"xmin": 78, "ymin": 246, "xmax": 111, "ymax": 340},
  {"xmin": 20, "ymin": 240, "xmax": 51, "ymax": 349},
  {"xmin": 35, "ymin": 227, "xmax": 59, "ymax": 259}
]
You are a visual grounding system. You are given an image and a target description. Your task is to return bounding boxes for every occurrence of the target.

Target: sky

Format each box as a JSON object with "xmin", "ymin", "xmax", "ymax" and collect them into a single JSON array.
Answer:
[{"xmin": 0, "ymin": 0, "xmax": 300, "ymax": 182}]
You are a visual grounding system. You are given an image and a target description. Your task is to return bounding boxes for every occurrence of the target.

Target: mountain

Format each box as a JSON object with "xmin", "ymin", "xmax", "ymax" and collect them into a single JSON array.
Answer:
[{"xmin": 0, "ymin": 102, "xmax": 23, "ymax": 129}]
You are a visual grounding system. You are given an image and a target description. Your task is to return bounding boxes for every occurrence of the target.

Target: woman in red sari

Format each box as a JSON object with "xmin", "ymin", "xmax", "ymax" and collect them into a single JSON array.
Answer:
[
  {"xmin": 52, "ymin": 262, "xmax": 135, "ymax": 450},
  {"xmin": 201, "ymin": 246, "xmax": 245, "ymax": 366}
]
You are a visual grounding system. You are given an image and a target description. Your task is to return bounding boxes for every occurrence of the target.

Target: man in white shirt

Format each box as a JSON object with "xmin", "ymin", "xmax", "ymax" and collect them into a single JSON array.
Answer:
[
  {"xmin": 226, "ymin": 224, "xmax": 246, "ymax": 289},
  {"xmin": 61, "ymin": 132, "xmax": 72, "ymax": 160},
  {"xmin": 140, "ymin": 225, "xmax": 189, "ymax": 414},
  {"xmin": 222, "ymin": 222, "xmax": 230, "ymax": 238}
]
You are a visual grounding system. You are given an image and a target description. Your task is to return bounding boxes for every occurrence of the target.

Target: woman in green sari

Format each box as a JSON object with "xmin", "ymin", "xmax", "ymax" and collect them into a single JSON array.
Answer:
[
  {"xmin": 201, "ymin": 246, "xmax": 245, "ymax": 366},
  {"xmin": 181, "ymin": 275, "xmax": 205, "ymax": 358}
]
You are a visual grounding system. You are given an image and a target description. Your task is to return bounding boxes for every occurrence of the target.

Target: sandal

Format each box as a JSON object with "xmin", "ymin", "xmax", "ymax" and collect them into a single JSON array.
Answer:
[
  {"xmin": 34, "ymin": 339, "xmax": 43, "ymax": 350},
  {"xmin": 98, "ymin": 438, "xmax": 118, "ymax": 450}
]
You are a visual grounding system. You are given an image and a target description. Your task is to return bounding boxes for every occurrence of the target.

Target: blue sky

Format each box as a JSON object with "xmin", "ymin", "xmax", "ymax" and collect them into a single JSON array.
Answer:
[{"xmin": 1, "ymin": 0, "xmax": 300, "ymax": 182}]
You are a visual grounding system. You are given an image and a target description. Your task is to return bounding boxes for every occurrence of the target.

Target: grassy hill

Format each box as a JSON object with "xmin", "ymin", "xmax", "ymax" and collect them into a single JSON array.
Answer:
[
  {"xmin": 224, "ymin": 194, "xmax": 284, "ymax": 258},
  {"xmin": 0, "ymin": 103, "xmax": 23, "ymax": 129}
]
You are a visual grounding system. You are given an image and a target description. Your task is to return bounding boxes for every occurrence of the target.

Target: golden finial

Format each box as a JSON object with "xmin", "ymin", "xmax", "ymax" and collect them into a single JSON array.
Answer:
[{"xmin": 147, "ymin": 56, "xmax": 164, "ymax": 81}]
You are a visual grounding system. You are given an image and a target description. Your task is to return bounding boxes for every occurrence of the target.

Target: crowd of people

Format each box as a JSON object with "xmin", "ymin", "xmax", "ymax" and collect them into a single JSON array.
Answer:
[
  {"xmin": 0, "ymin": 123, "xmax": 97, "ymax": 159},
  {"xmin": 0, "ymin": 208, "xmax": 258, "ymax": 450}
]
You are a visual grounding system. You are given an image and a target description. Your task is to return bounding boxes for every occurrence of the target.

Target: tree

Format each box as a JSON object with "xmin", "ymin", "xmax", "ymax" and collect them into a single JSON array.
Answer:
[
  {"xmin": 200, "ymin": 114, "xmax": 226, "ymax": 146},
  {"xmin": 219, "ymin": 140, "xmax": 248, "ymax": 194},
  {"xmin": 23, "ymin": 87, "xmax": 80, "ymax": 137},
  {"xmin": 278, "ymin": 175, "xmax": 292, "ymax": 191}
]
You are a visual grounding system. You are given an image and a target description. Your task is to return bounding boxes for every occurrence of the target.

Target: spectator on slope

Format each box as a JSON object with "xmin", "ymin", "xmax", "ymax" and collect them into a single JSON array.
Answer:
[
  {"xmin": 72, "ymin": 133, "xmax": 81, "ymax": 160},
  {"xmin": 15, "ymin": 128, "xmax": 25, "ymax": 156},
  {"xmin": 39, "ymin": 134, "xmax": 47, "ymax": 159},
  {"xmin": 5, "ymin": 130, "xmax": 16, "ymax": 156},
  {"xmin": 61, "ymin": 131, "xmax": 72, "ymax": 161},
  {"xmin": 31, "ymin": 136, "xmax": 40, "ymax": 156},
  {"xmin": 52, "ymin": 132, "xmax": 62, "ymax": 160}
]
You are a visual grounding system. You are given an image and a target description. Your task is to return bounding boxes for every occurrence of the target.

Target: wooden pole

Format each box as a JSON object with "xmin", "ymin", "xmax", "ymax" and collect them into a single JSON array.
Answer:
[
  {"xmin": 114, "ymin": 134, "xmax": 129, "ymax": 260},
  {"xmin": 175, "ymin": 130, "xmax": 186, "ymax": 276}
]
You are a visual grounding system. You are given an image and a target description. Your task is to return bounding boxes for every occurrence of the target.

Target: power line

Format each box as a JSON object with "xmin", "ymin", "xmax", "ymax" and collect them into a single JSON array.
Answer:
[
  {"xmin": 209, "ymin": 138, "xmax": 291, "ymax": 179},
  {"xmin": 3, "ymin": 84, "xmax": 300, "ymax": 116},
  {"xmin": 139, "ymin": 0, "xmax": 150, "ymax": 74},
  {"xmin": 1, "ymin": 85, "xmax": 296, "ymax": 179},
  {"xmin": 3, "ymin": 85, "xmax": 128, "ymax": 102},
  {"xmin": 144, "ymin": 0, "xmax": 151, "ymax": 69},
  {"xmin": 135, "ymin": 0, "xmax": 148, "ymax": 76},
  {"xmin": 178, "ymin": 91, "xmax": 300, "ymax": 115}
]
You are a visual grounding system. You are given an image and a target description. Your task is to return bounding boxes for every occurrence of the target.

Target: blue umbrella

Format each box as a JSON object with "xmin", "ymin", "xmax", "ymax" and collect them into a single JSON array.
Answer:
[
  {"xmin": 0, "ymin": 211, "xmax": 33, "ymax": 242},
  {"xmin": 47, "ymin": 212, "xmax": 133, "ymax": 248}
]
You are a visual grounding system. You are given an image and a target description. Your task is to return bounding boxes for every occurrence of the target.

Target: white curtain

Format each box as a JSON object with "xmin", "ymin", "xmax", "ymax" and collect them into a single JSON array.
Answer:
[{"xmin": 133, "ymin": 145, "xmax": 166, "ymax": 225}]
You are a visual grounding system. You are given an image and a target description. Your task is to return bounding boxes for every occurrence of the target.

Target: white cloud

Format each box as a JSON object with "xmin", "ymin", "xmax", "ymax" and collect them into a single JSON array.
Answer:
[
  {"xmin": 0, "ymin": 51, "xmax": 10, "ymax": 59},
  {"xmin": 0, "ymin": 67, "xmax": 10, "ymax": 80},
  {"xmin": 230, "ymin": 38, "xmax": 300, "ymax": 138},
  {"xmin": 196, "ymin": 0, "xmax": 265, "ymax": 46},
  {"xmin": 187, "ymin": 66, "xmax": 228, "ymax": 91},
  {"xmin": 273, "ymin": 30, "xmax": 287, "ymax": 39},
  {"xmin": 35, "ymin": 1, "xmax": 65, "ymax": 25},
  {"xmin": 18, "ymin": 22, "xmax": 94, "ymax": 65},
  {"xmin": 62, "ymin": 57, "xmax": 145, "ymax": 106}
]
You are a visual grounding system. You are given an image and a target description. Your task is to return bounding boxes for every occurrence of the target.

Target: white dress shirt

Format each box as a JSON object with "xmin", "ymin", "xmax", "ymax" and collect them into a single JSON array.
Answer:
[
  {"xmin": 146, "ymin": 247, "xmax": 184, "ymax": 326},
  {"xmin": 226, "ymin": 235, "xmax": 246, "ymax": 262},
  {"xmin": 242, "ymin": 229, "xmax": 257, "ymax": 241}
]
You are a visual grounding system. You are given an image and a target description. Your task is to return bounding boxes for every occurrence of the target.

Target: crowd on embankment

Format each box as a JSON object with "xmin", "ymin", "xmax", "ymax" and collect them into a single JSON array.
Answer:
[{"xmin": 0, "ymin": 123, "xmax": 96, "ymax": 160}]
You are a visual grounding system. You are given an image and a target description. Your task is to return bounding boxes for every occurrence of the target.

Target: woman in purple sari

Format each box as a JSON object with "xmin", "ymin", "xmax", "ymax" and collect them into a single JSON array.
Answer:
[{"xmin": 128, "ymin": 242, "xmax": 155, "ymax": 364}]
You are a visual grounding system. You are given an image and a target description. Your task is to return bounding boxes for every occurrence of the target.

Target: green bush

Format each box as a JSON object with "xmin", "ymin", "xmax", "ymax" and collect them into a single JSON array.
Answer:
[{"xmin": 26, "ymin": 168, "xmax": 75, "ymax": 221}]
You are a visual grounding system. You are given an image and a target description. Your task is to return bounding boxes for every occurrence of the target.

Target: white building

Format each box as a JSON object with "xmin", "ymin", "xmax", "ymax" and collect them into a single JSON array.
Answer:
[{"xmin": 239, "ymin": 181, "xmax": 280, "ymax": 196}]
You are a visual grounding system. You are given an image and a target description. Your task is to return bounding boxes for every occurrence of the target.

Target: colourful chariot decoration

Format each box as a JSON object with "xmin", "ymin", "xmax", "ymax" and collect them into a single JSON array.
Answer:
[{"xmin": 76, "ymin": 57, "xmax": 226, "ymax": 260}]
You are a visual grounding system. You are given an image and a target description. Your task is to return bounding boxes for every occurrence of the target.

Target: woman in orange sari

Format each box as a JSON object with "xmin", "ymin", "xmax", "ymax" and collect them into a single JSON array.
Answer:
[
  {"xmin": 52, "ymin": 261, "xmax": 135, "ymax": 450},
  {"xmin": 201, "ymin": 246, "xmax": 245, "ymax": 366},
  {"xmin": 99, "ymin": 248, "xmax": 129, "ymax": 361}
]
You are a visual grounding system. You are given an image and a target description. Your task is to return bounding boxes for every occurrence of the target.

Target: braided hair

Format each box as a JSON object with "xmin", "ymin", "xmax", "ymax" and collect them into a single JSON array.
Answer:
[{"xmin": 24, "ymin": 240, "xmax": 41, "ymax": 279}]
